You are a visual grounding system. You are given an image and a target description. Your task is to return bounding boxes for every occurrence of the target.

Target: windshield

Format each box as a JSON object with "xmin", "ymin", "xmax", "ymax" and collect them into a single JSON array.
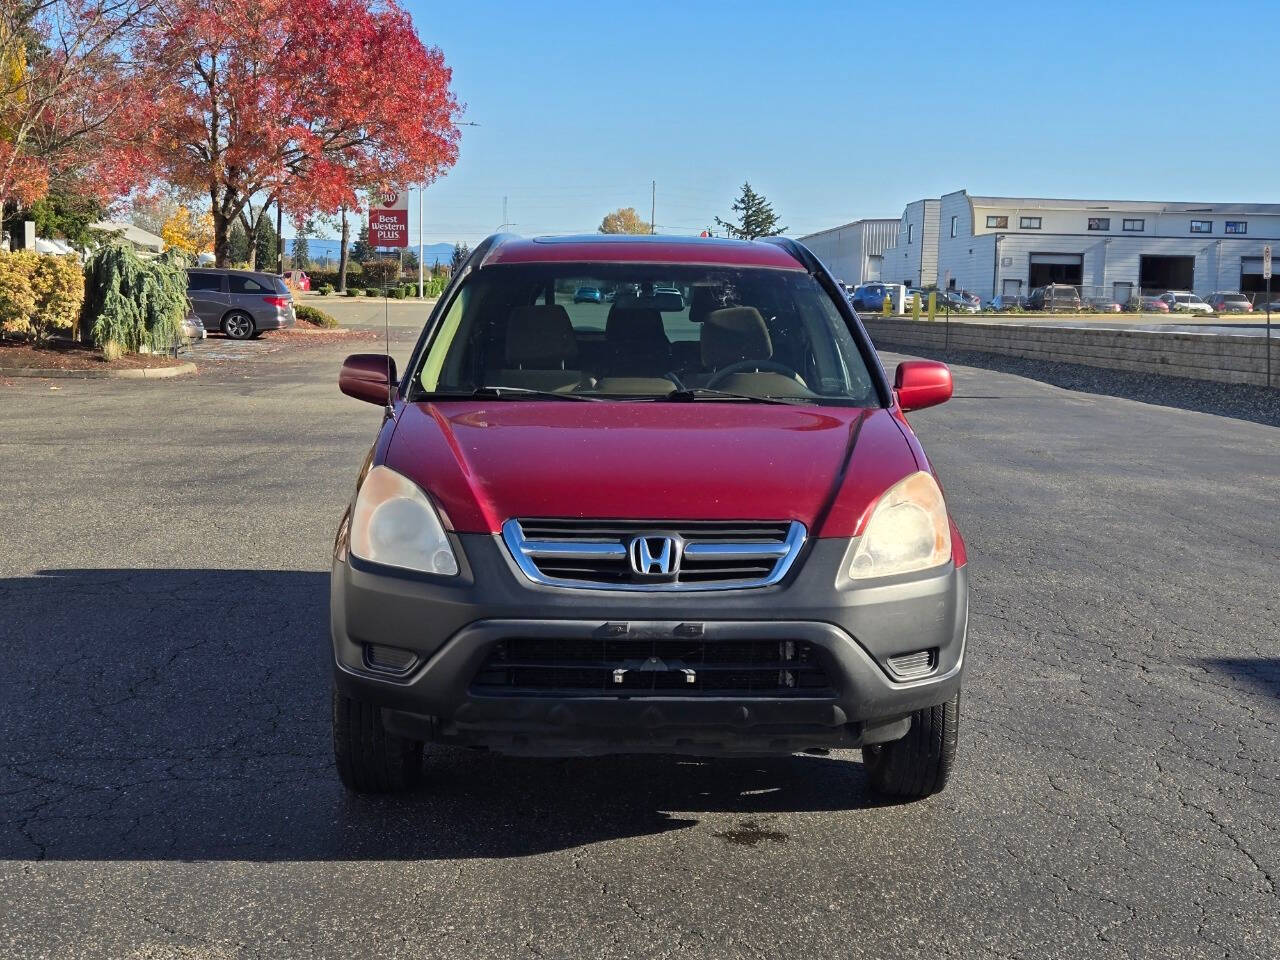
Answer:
[{"xmin": 411, "ymin": 264, "xmax": 878, "ymax": 405}]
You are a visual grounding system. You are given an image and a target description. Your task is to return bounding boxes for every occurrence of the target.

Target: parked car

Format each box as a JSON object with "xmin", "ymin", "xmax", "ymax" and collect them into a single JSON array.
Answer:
[
  {"xmin": 331, "ymin": 233, "xmax": 968, "ymax": 801},
  {"xmin": 941, "ymin": 290, "xmax": 979, "ymax": 314},
  {"xmin": 850, "ymin": 282, "xmax": 888, "ymax": 311},
  {"xmin": 283, "ymin": 269, "xmax": 311, "ymax": 292},
  {"xmin": 1028, "ymin": 284, "xmax": 1083, "ymax": 311},
  {"xmin": 185, "ymin": 269, "xmax": 296, "ymax": 339},
  {"xmin": 955, "ymin": 289, "xmax": 981, "ymax": 308},
  {"xmin": 572, "ymin": 285, "xmax": 603, "ymax": 303},
  {"xmin": 985, "ymin": 294, "xmax": 1024, "ymax": 312},
  {"xmin": 1158, "ymin": 291, "xmax": 1212, "ymax": 314},
  {"xmin": 180, "ymin": 314, "xmax": 208, "ymax": 340},
  {"xmin": 1205, "ymin": 291, "xmax": 1253, "ymax": 313},
  {"xmin": 1136, "ymin": 295, "xmax": 1170, "ymax": 313}
]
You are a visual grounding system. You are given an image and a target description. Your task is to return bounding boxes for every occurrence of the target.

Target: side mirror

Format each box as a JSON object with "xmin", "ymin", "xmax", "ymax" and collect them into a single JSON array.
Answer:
[
  {"xmin": 340, "ymin": 354, "xmax": 397, "ymax": 406},
  {"xmin": 894, "ymin": 360, "xmax": 952, "ymax": 412}
]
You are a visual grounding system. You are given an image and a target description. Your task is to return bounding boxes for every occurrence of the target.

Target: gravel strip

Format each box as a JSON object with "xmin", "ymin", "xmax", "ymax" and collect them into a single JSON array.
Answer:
[{"xmin": 875, "ymin": 339, "xmax": 1280, "ymax": 427}]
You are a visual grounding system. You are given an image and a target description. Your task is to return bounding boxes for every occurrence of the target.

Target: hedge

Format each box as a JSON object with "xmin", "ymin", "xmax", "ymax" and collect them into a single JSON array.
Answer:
[
  {"xmin": 295, "ymin": 304, "xmax": 338, "ymax": 328},
  {"xmin": 0, "ymin": 251, "xmax": 85, "ymax": 344}
]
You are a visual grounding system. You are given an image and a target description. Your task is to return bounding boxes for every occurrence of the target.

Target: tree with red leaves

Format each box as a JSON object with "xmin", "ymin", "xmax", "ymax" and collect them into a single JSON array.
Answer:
[
  {"xmin": 131, "ymin": 0, "xmax": 460, "ymax": 267},
  {"xmin": 0, "ymin": 0, "xmax": 153, "ymax": 220}
]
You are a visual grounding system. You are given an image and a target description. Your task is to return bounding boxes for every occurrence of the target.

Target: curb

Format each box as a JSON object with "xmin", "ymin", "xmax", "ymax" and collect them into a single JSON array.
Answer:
[{"xmin": 0, "ymin": 361, "xmax": 197, "ymax": 380}]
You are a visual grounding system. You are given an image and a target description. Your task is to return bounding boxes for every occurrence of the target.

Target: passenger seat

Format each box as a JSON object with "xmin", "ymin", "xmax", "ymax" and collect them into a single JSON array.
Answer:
[
  {"xmin": 495, "ymin": 304, "xmax": 587, "ymax": 392},
  {"xmin": 603, "ymin": 306, "xmax": 671, "ymax": 377},
  {"xmin": 696, "ymin": 306, "xmax": 808, "ymax": 395}
]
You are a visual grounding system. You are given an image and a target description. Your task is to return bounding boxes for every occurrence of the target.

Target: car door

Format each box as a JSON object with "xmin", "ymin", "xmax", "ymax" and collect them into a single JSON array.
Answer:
[{"xmin": 186, "ymin": 271, "xmax": 227, "ymax": 329}]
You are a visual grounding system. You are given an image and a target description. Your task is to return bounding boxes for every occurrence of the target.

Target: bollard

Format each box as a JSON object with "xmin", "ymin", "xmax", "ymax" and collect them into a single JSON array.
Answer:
[
  {"xmin": 882, "ymin": 293, "xmax": 892, "ymax": 317},
  {"xmin": 912, "ymin": 294, "xmax": 920, "ymax": 322},
  {"xmin": 927, "ymin": 291, "xmax": 937, "ymax": 322}
]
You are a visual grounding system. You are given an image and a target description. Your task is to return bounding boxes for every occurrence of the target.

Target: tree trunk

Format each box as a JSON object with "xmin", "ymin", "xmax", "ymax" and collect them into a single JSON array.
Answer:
[
  {"xmin": 338, "ymin": 205, "xmax": 350, "ymax": 293},
  {"xmin": 212, "ymin": 208, "xmax": 231, "ymax": 267}
]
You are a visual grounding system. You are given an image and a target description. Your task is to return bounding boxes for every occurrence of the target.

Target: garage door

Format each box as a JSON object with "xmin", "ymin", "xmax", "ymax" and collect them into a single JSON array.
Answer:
[
  {"xmin": 1139, "ymin": 255, "xmax": 1194, "ymax": 295},
  {"xmin": 1240, "ymin": 256, "xmax": 1270, "ymax": 297},
  {"xmin": 1028, "ymin": 253, "xmax": 1083, "ymax": 287}
]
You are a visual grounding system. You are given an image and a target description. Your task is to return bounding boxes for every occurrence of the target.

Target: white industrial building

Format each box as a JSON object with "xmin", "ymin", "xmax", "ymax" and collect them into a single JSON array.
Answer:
[
  {"xmin": 868, "ymin": 190, "xmax": 1280, "ymax": 304},
  {"xmin": 797, "ymin": 218, "xmax": 900, "ymax": 287}
]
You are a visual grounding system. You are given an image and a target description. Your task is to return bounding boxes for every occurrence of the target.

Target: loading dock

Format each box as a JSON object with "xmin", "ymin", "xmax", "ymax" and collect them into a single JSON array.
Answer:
[
  {"xmin": 1239, "ymin": 256, "xmax": 1270, "ymax": 299},
  {"xmin": 1139, "ymin": 255, "xmax": 1194, "ymax": 294},
  {"xmin": 1028, "ymin": 253, "xmax": 1083, "ymax": 287}
]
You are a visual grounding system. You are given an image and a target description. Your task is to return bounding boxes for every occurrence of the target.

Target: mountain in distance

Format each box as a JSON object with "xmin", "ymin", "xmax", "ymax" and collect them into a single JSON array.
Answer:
[{"xmin": 285, "ymin": 238, "xmax": 458, "ymax": 266}]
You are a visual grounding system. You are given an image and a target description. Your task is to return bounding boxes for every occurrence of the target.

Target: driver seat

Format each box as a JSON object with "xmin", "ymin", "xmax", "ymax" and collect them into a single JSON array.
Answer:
[{"xmin": 695, "ymin": 306, "xmax": 806, "ymax": 395}]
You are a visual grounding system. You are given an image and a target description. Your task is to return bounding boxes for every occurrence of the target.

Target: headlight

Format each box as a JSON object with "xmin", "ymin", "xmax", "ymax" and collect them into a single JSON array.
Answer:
[
  {"xmin": 847, "ymin": 471, "xmax": 951, "ymax": 579},
  {"xmin": 349, "ymin": 465, "xmax": 459, "ymax": 576}
]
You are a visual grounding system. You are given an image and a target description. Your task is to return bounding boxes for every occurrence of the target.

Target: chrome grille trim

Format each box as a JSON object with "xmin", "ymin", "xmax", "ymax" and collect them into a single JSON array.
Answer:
[{"xmin": 502, "ymin": 518, "xmax": 807, "ymax": 592}]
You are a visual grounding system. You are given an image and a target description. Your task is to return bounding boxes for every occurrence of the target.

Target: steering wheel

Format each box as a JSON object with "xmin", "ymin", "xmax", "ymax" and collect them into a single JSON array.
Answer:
[{"xmin": 706, "ymin": 359, "xmax": 805, "ymax": 389}]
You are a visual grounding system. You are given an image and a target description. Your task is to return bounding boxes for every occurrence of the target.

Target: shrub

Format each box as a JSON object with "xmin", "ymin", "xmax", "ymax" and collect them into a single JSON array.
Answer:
[
  {"xmin": 364, "ymin": 287, "xmax": 378, "ymax": 297},
  {"xmin": 81, "ymin": 244, "xmax": 187, "ymax": 352},
  {"xmin": 295, "ymin": 304, "xmax": 338, "ymax": 328},
  {"xmin": 0, "ymin": 251, "xmax": 85, "ymax": 344},
  {"xmin": 360, "ymin": 258, "xmax": 399, "ymax": 288},
  {"xmin": 317, "ymin": 283, "xmax": 334, "ymax": 296},
  {"xmin": 389, "ymin": 287, "xmax": 404, "ymax": 299},
  {"xmin": 345, "ymin": 287, "xmax": 362, "ymax": 297},
  {"xmin": 426, "ymin": 276, "xmax": 446, "ymax": 298}
]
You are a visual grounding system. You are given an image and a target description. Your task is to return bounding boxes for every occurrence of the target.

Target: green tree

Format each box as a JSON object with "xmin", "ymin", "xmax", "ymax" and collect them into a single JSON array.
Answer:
[
  {"xmin": 29, "ymin": 185, "xmax": 104, "ymax": 247},
  {"xmin": 255, "ymin": 214, "xmax": 277, "ymax": 272},
  {"xmin": 715, "ymin": 182, "xmax": 786, "ymax": 240},
  {"xmin": 228, "ymin": 221, "xmax": 250, "ymax": 264},
  {"xmin": 292, "ymin": 217, "xmax": 314, "ymax": 269},
  {"xmin": 350, "ymin": 221, "xmax": 372, "ymax": 263},
  {"xmin": 450, "ymin": 242, "xmax": 469, "ymax": 272},
  {"xmin": 403, "ymin": 248, "xmax": 419, "ymax": 272},
  {"xmin": 599, "ymin": 206, "xmax": 650, "ymax": 235}
]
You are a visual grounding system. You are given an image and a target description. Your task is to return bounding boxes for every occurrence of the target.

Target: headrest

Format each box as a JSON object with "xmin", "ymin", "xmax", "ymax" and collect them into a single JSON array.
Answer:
[
  {"xmin": 701, "ymin": 306, "xmax": 772, "ymax": 369},
  {"xmin": 688, "ymin": 285, "xmax": 719, "ymax": 325},
  {"xmin": 605, "ymin": 307, "xmax": 667, "ymax": 344},
  {"xmin": 505, "ymin": 304, "xmax": 578, "ymax": 368}
]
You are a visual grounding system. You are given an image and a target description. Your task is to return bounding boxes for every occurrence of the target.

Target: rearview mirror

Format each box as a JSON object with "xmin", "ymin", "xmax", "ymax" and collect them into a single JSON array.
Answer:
[
  {"xmin": 894, "ymin": 360, "xmax": 952, "ymax": 412},
  {"xmin": 340, "ymin": 354, "xmax": 397, "ymax": 406}
]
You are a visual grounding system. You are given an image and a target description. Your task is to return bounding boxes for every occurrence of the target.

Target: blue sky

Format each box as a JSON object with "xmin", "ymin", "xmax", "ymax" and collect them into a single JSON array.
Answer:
[{"xmin": 314, "ymin": 0, "xmax": 1278, "ymax": 244}]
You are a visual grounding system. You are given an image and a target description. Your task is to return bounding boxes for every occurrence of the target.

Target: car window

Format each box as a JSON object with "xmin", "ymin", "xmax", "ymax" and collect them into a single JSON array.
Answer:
[
  {"xmin": 412, "ymin": 264, "xmax": 878, "ymax": 406},
  {"xmin": 228, "ymin": 275, "xmax": 269, "ymax": 294},
  {"xmin": 187, "ymin": 272, "xmax": 222, "ymax": 292}
]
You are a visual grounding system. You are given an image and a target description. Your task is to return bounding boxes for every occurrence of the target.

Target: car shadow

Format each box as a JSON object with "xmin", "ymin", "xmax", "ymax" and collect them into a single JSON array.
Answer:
[
  {"xmin": 0, "ymin": 568, "xmax": 888, "ymax": 863},
  {"xmin": 1194, "ymin": 656, "xmax": 1280, "ymax": 702}
]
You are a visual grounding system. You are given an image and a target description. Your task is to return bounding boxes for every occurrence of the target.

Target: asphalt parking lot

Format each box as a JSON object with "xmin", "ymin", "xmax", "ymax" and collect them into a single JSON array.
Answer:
[{"xmin": 1, "ymin": 330, "xmax": 1277, "ymax": 959}]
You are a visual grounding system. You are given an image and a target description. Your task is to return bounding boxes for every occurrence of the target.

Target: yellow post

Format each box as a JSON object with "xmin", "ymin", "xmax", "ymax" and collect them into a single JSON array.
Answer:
[
  {"xmin": 912, "ymin": 293, "xmax": 921, "ymax": 322},
  {"xmin": 882, "ymin": 292, "xmax": 892, "ymax": 317},
  {"xmin": 927, "ymin": 291, "xmax": 937, "ymax": 322}
]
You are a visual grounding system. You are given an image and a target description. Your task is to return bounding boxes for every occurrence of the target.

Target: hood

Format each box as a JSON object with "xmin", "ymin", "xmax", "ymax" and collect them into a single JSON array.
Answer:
[{"xmin": 383, "ymin": 401, "xmax": 921, "ymax": 537}]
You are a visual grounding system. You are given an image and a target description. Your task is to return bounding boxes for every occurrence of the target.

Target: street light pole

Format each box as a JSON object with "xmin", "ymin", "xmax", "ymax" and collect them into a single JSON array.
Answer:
[{"xmin": 418, "ymin": 184, "xmax": 424, "ymax": 299}]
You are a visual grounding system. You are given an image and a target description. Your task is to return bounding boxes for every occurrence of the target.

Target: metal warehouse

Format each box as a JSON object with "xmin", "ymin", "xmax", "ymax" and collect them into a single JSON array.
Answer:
[
  {"xmin": 856, "ymin": 190, "xmax": 1280, "ymax": 304},
  {"xmin": 797, "ymin": 218, "xmax": 900, "ymax": 287}
]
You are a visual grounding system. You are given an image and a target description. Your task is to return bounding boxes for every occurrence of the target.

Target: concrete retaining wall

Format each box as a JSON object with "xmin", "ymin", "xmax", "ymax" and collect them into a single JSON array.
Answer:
[{"xmin": 862, "ymin": 317, "xmax": 1277, "ymax": 387}]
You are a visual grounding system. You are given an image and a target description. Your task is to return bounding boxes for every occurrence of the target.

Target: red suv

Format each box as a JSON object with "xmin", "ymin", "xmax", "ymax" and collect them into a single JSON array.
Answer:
[{"xmin": 331, "ymin": 234, "xmax": 968, "ymax": 800}]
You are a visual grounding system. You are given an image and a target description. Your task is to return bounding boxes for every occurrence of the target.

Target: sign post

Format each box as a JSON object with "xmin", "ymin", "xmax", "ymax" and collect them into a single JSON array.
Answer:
[
  {"xmin": 1265, "ymin": 245, "xmax": 1272, "ymax": 388},
  {"xmin": 369, "ymin": 188, "xmax": 409, "ymax": 255}
]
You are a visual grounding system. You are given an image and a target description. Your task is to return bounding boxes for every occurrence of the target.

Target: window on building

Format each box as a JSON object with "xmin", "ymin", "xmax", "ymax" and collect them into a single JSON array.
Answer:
[
  {"xmin": 1122, "ymin": 219, "xmax": 1144, "ymax": 232},
  {"xmin": 907, "ymin": 223, "xmax": 913, "ymax": 244},
  {"xmin": 950, "ymin": 216, "xmax": 957, "ymax": 238},
  {"xmin": 1225, "ymin": 221, "xmax": 1247, "ymax": 234},
  {"xmin": 1019, "ymin": 216, "xmax": 1042, "ymax": 229},
  {"xmin": 1088, "ymin": 218, "xmax": 1110, "ymax": 231},
  {"xmin": 1190, "ymin": 220, "xmax": 1212, "ymax": 234},
  {"xmin": 986, "ymin": 215, "xmax": 1008, "ymax": 228}
]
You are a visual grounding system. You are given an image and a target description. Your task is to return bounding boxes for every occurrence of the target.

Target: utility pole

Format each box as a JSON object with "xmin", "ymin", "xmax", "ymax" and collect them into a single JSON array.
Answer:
[
  {"xmin": 650, "ymin": 180, "xmax": 656, "ymax": 235},
  {"xmin": 418, "ymin": 184, "xmax": 424, "ymax": 298}
]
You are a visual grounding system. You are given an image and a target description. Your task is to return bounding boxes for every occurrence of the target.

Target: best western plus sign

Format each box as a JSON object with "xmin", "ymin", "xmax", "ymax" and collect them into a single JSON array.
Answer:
[{"xmin": 369, "ymin": 189, "xmax": 409, "ymax": 247}]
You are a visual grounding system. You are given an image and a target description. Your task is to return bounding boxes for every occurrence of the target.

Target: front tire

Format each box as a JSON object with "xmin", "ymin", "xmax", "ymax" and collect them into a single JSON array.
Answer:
[
  {"xmin": 863, "ymin": 693, "xmax": 959, "ymax": 800},
  {"xmin": 332, "ymin": 688, "xmax": 424, "ymax": 793}
]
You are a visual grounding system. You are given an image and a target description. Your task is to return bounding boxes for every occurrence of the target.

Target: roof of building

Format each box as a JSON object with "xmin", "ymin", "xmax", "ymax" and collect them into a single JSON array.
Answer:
[
  {"xmin": 482, "ymin": 234, "xmax": 806, "ymax": 270},
  {"xmin": 957, "ymin": 191, "xmax": 1280, "ymax": 216},
  {"xmin": 90, "ymin": 221, "xmax": 166, "ymax": 250},
  {"xmin": 797, "ymin": 218, "xmax": 901, "ymax": 242}
]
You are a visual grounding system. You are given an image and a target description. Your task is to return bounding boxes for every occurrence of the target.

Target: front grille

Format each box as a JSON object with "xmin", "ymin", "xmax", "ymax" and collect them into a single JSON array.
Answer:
[
  {"xmin": 503, "ymin": 518, "xmax": 805, "ymax": 591},
  {"xmin": 471, "ymin": 637, "xmax": 833, "ymax": 697}
]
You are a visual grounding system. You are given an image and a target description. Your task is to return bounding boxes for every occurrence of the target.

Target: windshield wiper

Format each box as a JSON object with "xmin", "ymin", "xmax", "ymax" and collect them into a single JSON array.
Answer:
[
  {"xmin": 470, "ymin": 385, "xmax": 602, "ymax": 401},
  {"xmin": 663, "ymin": 387, "xmax": 807, "ymax": 406}
]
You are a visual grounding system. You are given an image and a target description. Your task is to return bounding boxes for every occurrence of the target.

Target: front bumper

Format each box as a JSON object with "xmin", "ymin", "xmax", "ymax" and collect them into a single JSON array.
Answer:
[{"xmin": 331, "ymin": 535, "xmax": 968, "ymax": 756}]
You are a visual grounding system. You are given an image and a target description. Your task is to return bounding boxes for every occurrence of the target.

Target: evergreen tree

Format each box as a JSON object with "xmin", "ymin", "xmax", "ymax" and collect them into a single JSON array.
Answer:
[
  {"xmin": 292, "ymin": 218, "xmax": 313, "ymax": 269},
  {"xmin": 228, "ymin": 222, "xmax": 250, "ymax": 264},
  {"xmin": 350, "ymin": 221, "xmax": 372, "ymax": 263},
  {"xmin": 714, "ymin": 182, "xmax": 786, "ymax": 240},
  {"xmin": 255, "ymin": 215, "xmax": 277, "ymax": 271},
  {"xmin": 450, "ymin": 242, "xmax": 470, "ymax": 272}
]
